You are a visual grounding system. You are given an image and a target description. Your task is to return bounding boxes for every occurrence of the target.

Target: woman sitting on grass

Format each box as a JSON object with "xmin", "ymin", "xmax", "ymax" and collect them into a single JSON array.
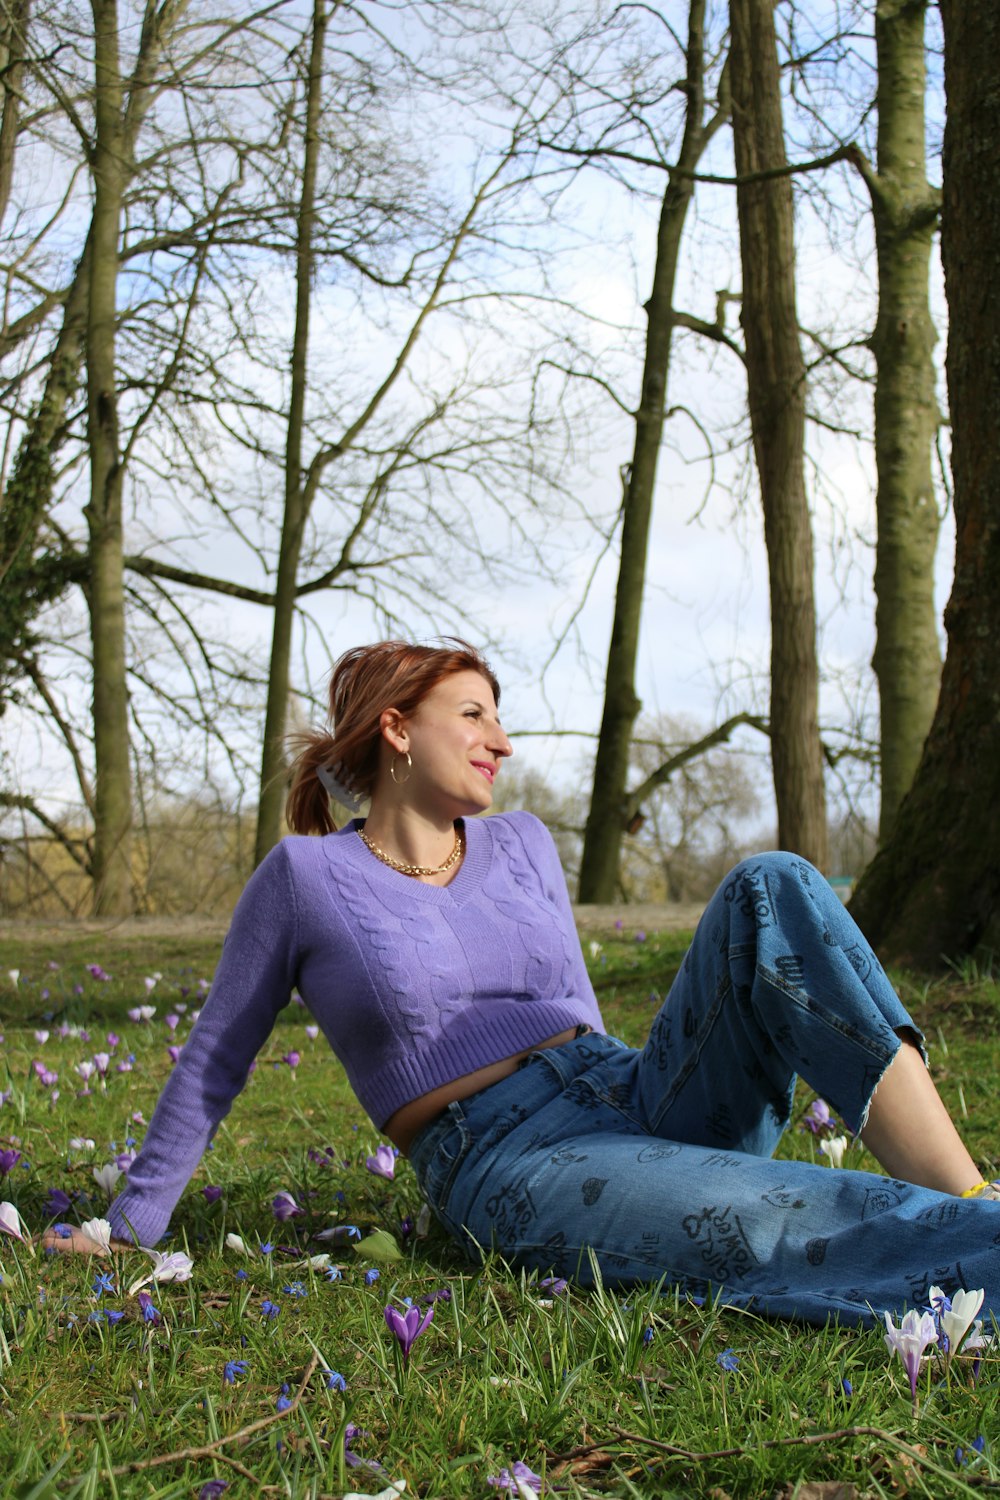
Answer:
[{"xmin": 48, "ymin": 639, "xmax": 1000, "ymax": 1326}]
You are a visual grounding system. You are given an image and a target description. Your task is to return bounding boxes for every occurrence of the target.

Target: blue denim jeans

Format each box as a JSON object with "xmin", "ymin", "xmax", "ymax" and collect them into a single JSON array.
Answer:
[{"xmin": 409, "ymin": 853, "xmax": 1000, "ymax": 1327}]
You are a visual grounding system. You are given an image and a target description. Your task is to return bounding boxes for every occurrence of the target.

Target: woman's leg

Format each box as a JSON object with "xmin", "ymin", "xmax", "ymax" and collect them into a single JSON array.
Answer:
[
  {"xmin": 409, "ymin": 1032, "xmax": 1000, "ymax": 1328},
  {"xmin": 634, "ymin": 853, "xmax": 982, "ymax": 1193}
]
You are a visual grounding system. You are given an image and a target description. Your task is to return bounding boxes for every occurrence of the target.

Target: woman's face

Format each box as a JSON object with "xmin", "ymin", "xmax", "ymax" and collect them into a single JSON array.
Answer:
[{"xmin": 388, "ymin": 669, "xmax": 513, "ymax": 817}]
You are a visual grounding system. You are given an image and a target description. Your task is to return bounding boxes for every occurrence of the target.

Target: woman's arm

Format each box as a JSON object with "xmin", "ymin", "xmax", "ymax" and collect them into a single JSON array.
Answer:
[{"xmin": 104, "ymin": 841, "xmax": 301, "ymax": 1248}]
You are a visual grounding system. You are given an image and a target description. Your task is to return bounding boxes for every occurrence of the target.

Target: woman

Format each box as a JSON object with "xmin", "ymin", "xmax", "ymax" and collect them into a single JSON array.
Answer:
[{"xmin": 49, "ymin": 640, "xmax": 1000, "ymax": 1326}]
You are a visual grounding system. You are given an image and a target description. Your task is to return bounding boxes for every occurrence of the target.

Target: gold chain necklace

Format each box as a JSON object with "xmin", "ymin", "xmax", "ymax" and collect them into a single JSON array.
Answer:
[{"xmin": 357, "ymin": 825, "xmax": 464, "ymax": 878}]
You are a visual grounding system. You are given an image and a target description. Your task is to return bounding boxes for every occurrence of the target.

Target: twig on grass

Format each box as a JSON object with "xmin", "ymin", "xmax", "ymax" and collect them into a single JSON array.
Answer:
[
  {"xmin": 604, "ymin": 1423, "xmax": 988, "ymax": 1491},
  {"xmin": 107, "ymin": 1351, "xmax": 320, "ymax": 1478}
]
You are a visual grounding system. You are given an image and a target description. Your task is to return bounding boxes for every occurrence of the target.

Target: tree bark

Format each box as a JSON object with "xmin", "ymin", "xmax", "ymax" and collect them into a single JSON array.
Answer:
[
  {"xmin": 0, "ymin": 0, "xmax": 30, "ymax": 228},
  {"xmin": 85, "ymin": 0, "xmax": 131, "ymax": 916},
  {"xmin": 849, "ymin": 0, "xmax": 1000, "ymax": 966},
  {"xmin": 729, "ymin": 0, "xmax": 827, "ymax": 869},
  {"xmin": 578, "ymin": 0, "xmax": 725, "ymax": 902},
  {"xmin": 867, "ymin": 0, "xmax": 942, "ymax": 841},
  {"xmin": 253, "ymin": 0, "xmax": 329, "ymax": 866}
]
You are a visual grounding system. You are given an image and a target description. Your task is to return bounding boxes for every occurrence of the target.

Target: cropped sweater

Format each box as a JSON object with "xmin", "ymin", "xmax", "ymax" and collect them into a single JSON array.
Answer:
[{"xmin": 107, "ymin": 811, "xmax": 605, "ymax": 1246}]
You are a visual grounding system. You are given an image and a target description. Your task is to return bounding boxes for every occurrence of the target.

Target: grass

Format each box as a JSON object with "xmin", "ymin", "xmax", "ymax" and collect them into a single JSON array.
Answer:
[{"xmin": 1, "ymin": 924, "xmax": 999, "ymax": 1497}]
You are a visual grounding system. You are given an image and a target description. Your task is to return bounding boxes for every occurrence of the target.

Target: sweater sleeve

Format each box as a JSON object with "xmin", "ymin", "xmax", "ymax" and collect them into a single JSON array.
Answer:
[{"xmin": 107, "ymin": 842, "xmax": 299, "ymax": 1246}]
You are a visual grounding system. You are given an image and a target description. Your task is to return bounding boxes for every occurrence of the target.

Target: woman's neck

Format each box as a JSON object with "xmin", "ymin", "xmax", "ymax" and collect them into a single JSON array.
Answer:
[{"xmin": 358, "ymin": 805, "xmax": 464, "ymax": 885}]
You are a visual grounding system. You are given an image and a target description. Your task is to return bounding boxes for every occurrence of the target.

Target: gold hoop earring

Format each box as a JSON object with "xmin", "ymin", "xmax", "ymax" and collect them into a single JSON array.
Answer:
[{"xmin": 389, "ymin": 751, "xmax": 412, "ymax": 786}]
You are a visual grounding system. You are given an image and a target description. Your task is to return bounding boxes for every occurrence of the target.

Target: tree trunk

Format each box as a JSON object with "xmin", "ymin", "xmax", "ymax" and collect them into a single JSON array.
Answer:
[
  {"xmin": 0, "ymin": 0, "xmax": 30, "ymax": 227},
  {"xmin": 849, "ymin": 0, "xmax": 1000, "ymax": 967},
  {"xmin": 729, "ymin": 0, "xmax": 827, "ymax": 870},
  {"xmin": 868, "ymin": 0, "xmax": 942, "ymax": 841},
  {"xmin": 85, "ymin": 0, "xmax": 131, "ymax": 916},
  {"xmin": 578, "ymin": 0, "xmax": 722, "ymax": 902},
  {"xmin": 254, "ymin": 0, "xmax": 328, "ymax": 865}
]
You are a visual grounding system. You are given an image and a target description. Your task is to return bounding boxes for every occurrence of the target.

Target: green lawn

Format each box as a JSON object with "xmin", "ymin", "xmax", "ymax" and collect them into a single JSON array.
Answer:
[{"xmin": 1, "ymin": 925, "xmax": 999, "ymax": 1497}]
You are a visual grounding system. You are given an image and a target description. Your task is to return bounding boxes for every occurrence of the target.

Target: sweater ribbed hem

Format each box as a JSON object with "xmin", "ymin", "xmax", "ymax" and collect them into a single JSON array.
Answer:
[
  {"xmin": 107, "ymin": 1193, "xmax": 169, "ymax": 1248},
  {"xmin": 360, "ymin": 1000, "xmax": 602, "ymax": 1127}
]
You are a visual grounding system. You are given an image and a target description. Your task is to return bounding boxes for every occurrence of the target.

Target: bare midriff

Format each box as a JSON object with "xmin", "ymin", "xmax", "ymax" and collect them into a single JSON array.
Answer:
[{"xmin": 384, "ymin": 1025, "xmax": 581, "ymax": 1157}]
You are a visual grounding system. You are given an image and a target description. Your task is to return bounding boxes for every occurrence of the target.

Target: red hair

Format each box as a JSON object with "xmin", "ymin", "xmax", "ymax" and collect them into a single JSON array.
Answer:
[{"xmin": 286, "ymin": 639, "xmax": 501, "ymax": 835}]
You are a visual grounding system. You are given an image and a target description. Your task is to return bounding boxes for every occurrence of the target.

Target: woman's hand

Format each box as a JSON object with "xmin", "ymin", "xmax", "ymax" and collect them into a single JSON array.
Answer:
[{"xmin": 39, "ymin": 1226, "xmax": 133, "ymax": 1255}]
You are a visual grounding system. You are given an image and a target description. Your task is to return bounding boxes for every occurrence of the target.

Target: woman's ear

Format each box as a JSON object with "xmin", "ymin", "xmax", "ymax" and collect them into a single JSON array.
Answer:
[{"xmin": 378, "ymin": 706, "xmax": 408, "ymax": 755}]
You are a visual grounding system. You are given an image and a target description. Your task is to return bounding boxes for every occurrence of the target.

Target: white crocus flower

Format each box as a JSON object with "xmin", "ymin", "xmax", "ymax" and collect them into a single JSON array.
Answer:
[
  {"xmin": 69, "ymin": 1137, "xmax": 96, "ymax": 1151},
  {"xmin": 147, "ymin": 1248, "xmax": 194, "ymax": 1283},
  {"xmin": 942, "ymin": 1287, "xmax": 985, "ymax": 1358},
  {"xmin": 129, "ymin": 1247, "xmax": 194, "ymax": 1295},
  {"xmin": 819, "ymin": 1134, "xmax": 848, "ymax": 1168},
  {"xmin": 93, "ymin": 1162, "xmax": 123, "ymax": 1199},
  {"xmin": 0, "ymin": 1200, "xmax": 27, "ymax": 1240},
  {"xmin": 79, "ymin": 1217, "xmax": 114, "ymax": 1253},
  {"xmin": 343, "ymin": 1482, "xmax": 406, "ymax": 1500},
  {"xmin": 7, "ymin": 971, "xmax": 19, "ymax": 986},
  {"xmin": 225, "ymin": 1232, "xmax": 248, "ymax": 1254}
]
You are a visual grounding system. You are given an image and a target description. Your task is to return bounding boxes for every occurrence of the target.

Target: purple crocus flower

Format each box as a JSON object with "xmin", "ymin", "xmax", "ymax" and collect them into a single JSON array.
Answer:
[
  {"xmin": 343, "ymin": 1422, "xmax": 383, "ymax": 1472},
  {"xmin": 365, "ymin": 1143, "xmax": 396, "ymax": 1180},
  {"xmin": 418, "ymin": 1287, "xmax": 453, "ymax": 1307},
  {"xmin": 803, "ymin": 1098, "xmax": 833, "ymax": 1134},
  {"xmin": 45, "ymin": 1187, "xmax": 73, "ymax": 1217},
  {"xmin": 283, "ymin": 1050, "xmax": 300, "ymax": 1071},
  {"xmin": 884, "ymin": 1309, "xmax": 938, "ymax": 1400},
  {"xmin": 384, "ymin": 1301, "xmax": 434, "ymax": 1363},
  {"xmin": 137, "ymin": 1291, "xmax": 162, "ymax": 1324},
  {"xmin": 203, "ymin": 1185, "xmax": 223, "ymax": 1204},
  {"xmin": 0, "ymin": 1149, "xmax": 21, "ymax": 1176},
  {"xmin": 487, "ymin": 1460, "xmax": 544, "ymax": 1495},
  {"xmin": 167, "ymin": 1046, "xmax": 182, "ymax": 1065},
  {"xmin": 271, "ymin": 1190, "xmax": 303, "ymax": 1222},
  {"xmin": 198, "ymin": 1483, "xmax": 229, "ymax": 1500},
  {"xmin": 86, "ymin": 963, "xmax": 111, "ymax": 981}
]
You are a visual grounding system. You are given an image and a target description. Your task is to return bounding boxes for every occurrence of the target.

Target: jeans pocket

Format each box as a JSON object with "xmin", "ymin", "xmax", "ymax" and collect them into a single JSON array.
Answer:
[{"xmin": 410, "ymin": 1104, "xmax": 474, "ymax": 1221}]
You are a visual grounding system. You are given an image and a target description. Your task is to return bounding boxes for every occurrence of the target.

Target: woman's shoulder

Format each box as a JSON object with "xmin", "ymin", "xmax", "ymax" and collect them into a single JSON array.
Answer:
[
  {"xmin": 477, "ymin": 809, "xmax": 558, "ymax": 861},
  {"xmin": 277, "ymin": 825, "xmax": 360, "ymax": 867}
]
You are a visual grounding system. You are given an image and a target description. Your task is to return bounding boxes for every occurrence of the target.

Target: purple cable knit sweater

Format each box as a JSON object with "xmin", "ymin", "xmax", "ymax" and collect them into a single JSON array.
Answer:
[{"xmin": 108, "ymin": 810, "xmax": 605, "ymax": 1246}]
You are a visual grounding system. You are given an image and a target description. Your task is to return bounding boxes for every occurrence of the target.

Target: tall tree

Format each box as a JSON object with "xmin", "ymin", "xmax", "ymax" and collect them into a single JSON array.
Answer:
[
  {"xmin": 729, "ymin": 0, "xmax": 827, "ymax": 869},
  {"xmin": 85, "ymin": 0, "xmax": 132, "ymax": 914},
  {"xmin": 578, "ymin": 0, "xmax": 730, "ymax": 901},
  {"xmin": 849, "ymin": 0, "xmax": 1000, "ymax": 965},
  {"xmin": 253, "ymin": 0, "xmax": 329, "ymax": 863},
  {"xmin": 856, "ymin": 0, "xmax": 942, "ymax": 841}
]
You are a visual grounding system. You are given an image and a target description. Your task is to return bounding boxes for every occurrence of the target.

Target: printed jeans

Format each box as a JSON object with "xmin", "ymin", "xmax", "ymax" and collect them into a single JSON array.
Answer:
[{"xmin": 409, "ymin": 853, "xmax": 1000, "ymax": 1328}]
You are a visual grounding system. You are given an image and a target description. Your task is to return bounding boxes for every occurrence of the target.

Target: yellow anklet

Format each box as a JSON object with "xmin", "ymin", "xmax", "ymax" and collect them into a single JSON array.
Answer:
[{"xmin": 961, "ymin": 1180, "xmax": 992, "ymax": 1198}]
